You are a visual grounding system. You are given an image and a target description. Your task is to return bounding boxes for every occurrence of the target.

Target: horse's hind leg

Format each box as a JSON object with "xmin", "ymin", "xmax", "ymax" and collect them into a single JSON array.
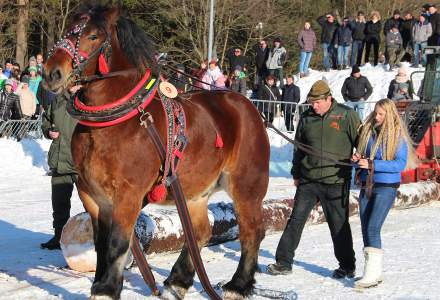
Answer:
[
  {"xmin": 222, "ymin": 166, "xmax": 268, "ymax": 299},
  {"xmin": 162, "ymin": 197, "xmax": 212, "ymax": 300}
]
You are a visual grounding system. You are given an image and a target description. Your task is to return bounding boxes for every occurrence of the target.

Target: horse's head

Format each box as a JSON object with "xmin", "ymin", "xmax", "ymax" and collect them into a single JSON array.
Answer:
[{"xmin": 43, "ymin": 4, "xmax": 157, "ymax": 94}]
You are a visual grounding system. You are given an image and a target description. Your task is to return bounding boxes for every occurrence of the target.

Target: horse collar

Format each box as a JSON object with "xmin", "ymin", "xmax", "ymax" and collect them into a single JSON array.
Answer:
[{"xmin": 67, "ymin": 68, "xmax": 159, "ymax": 127}]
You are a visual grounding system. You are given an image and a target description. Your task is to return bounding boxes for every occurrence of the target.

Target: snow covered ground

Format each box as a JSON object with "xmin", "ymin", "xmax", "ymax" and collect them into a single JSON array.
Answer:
[{"xmin": 1, "ymin": 64, "xmax": 438, "ymax": 299}]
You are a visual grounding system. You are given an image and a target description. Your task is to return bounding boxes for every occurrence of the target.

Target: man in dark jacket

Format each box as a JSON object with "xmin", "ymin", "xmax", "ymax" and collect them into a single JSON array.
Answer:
[
  {"xmin": 254, "ymin": 40, "xmax": 269, "ymax": 89},
  {"xmin": 256, "ymin": 75, "xmax": 281, "ymax": 123},
  {"xmin": 267, "ymin": 80, "xmax": 360, "ymax": 278},
  {"xmin": 335, "ymin": 17, "xmax": 353, "ymax": 69},
  {"xmin": 350, "ymin": 11, "xmax": 366, "ymax": 66},
  {"xmin": 341, "ymin": 65, "xmax": 373, "ymax": 120},
  {"xmin": 428, "ymin": 5, "xmax": 440, "ymax": 46},
  {"xmin": 40, "ymin": 86, "xmax": 80, "ymax": 250},
  {"xmin": 384, "ymin": 10, "xmax": 403, "ymax": 36},
  {"xmin": 317, "ymin": 13, "xmax": 339, "ymax": 71},
  {"xmin": 226, "ymin": 47, "xmax": 249, "ymax": 73},
  {"xmin": 281, "ymin": 75, "xmax": 300, "ymax": 131},
  {"xmin": 399, "ymin": 12, "xmax": 416, "ymax": 62}
]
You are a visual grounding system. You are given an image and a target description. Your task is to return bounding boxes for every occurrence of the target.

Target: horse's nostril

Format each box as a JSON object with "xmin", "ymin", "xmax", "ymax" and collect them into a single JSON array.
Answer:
[{"xmin": 50, "ymin": 69, "xmax": 62, "ymax": 82}]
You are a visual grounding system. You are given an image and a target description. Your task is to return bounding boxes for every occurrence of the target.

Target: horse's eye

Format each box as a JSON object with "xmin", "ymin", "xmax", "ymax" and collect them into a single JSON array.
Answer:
[{"xmin": 88, "ymin": 35, "xmax": 98, "ymax": 41}]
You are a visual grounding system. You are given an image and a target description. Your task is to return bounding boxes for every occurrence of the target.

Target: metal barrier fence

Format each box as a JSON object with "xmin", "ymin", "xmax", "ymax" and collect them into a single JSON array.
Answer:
[
  {"xmin": 0, "ymin": 115, "xmax": 43, "ymax": 140},
  {"xmin": 249, "ymin": 99, "xmax": 309, "ymax": 132}
]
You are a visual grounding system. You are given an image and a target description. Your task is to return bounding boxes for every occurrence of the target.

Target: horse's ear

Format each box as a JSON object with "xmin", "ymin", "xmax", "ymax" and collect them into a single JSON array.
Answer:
[{"xmin": 104, "ymin": 7, "xmax": 120, "ymax": 25}]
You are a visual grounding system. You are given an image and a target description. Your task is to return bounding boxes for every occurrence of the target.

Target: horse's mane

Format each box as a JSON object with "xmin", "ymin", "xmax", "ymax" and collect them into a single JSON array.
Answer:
[{"xmin": 72, "ymin": 3, "xmax": 158, "ymax": 76}]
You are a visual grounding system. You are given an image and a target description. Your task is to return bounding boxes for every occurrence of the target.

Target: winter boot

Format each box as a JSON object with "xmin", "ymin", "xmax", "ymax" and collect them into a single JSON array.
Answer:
[
  {"xmin": 355, "ymin": 247, "xmax": 383, "ymax": 288},
  {"xmin": 267, "ymin": 262, "xmax": 292, "ymax": 275},
  {"xmin": 332, "ymin": 267, "xmax": 355, "ymax": 279},
  {"xmin": 41, "ymin": 228, "xmax": 63, "ymax": 250}
]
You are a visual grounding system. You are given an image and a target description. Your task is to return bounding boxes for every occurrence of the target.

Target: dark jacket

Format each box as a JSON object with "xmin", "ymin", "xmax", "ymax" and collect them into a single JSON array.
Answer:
[
  {"xmin": 335, "ymin": 24, "xmax": 353, "ymax": 46},
  {"xmin": 383, "ymin": 17, "xmax": 403, "ymax": 36},
  {"xmin": 341, "ymin": 75, "xmax": 373, "ymax": 101},
  {"xmin": 255, "ymin": 45, "xmax": 269, "ymax": 71},
  {"xmin": 400, "ymin": 18, "xmax": 416, "ymax": 44},
  {"xmin": 428, "ymin": 12, "xmax": 440, "ymax": 45},
  {"xmin": 365, "ymin": 20, "xmax": 382, "ymax": 42},
  {"xmin": 257, "ymin": 84, "xmax": 281, "ymax": 117},
  {"xmin": 317, "ymin": 15, "xmax": 339, "ymax": 44},
  {"xmin": 0, "ymin": 90, "xmax": 21, "ymax": 121},
  {"xmin": 281, "ymin": 84, "xmax": 300, "ymax": 103},
  {"xmin": 350, "ymin": 20, "xmax": 366, "ymax": 41},
  {"xmin": 226, "ymin": 49, "xmax": 249, "ymax": 72},
  {"xmin": 37, "ymin": 84, "xmax": 57, "ymax": 112},
  {"xmin": 229, "ymin": 77, "xmax": 247, "ymax": 96},
  {"xmin": 170, "ymin": 75, "xmax": 190, "ymax": 93},
  {"xmin": 297, "ymin": 29, "xmax": 317, "ymax": 52},
  {"xmin": 41, "ymin": 92, "xmax": 78, "ymax": 175},
  {"xmin": 291, "ymin": 100, "xmax": 361, "ymax": 184}
]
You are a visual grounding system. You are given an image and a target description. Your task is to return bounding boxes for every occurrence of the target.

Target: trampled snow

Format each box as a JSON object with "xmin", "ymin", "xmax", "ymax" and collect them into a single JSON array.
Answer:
[{"xmin": 1, "ymin": 64, "xmax": 439, "ymax": 299}]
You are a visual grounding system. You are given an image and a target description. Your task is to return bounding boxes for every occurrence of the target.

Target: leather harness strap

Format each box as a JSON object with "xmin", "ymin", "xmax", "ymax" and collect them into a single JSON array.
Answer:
[{"xmin": 139, "ymin": 109, "xmax": 222, "ymax": 300}]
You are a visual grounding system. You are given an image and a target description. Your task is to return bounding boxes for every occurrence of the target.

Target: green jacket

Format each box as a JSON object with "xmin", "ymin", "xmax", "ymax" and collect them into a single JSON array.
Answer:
[
  {"xmin": 291, "ymin": 100, "xmax": 361, "ymax": 184},
  {"xmin": 41, "ymin": 91, "xmax": 78, "ymax": 175}
]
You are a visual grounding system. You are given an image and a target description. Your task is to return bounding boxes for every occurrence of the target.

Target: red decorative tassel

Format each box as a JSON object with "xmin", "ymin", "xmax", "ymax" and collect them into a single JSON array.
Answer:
[
  {"xmin": 98, "ymin": 53, "xmax": 109, "ymax": 74},
  {"xmin": 215, "ymin": 133, "xmax": 224, "ymax": 148},
  {"xmin": 147, "ymin": 183, "xmax": 167, "ymax": 203}
]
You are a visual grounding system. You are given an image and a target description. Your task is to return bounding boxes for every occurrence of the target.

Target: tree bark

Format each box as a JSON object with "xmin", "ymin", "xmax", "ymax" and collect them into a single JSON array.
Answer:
[{"xmin": 16, "ymin": 0, "xmax": 29, "ymax": 67}]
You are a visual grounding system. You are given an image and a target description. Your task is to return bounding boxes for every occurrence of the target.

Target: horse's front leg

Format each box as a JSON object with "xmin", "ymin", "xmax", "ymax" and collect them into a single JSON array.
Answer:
[{"xmin": 90, "ymin": 184, "xmax": 142, "ymax": 300}]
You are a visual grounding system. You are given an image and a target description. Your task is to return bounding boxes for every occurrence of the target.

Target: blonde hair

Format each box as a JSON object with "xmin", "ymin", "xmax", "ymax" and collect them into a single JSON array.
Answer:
[
  {"xmin": 357, "ymin": 99, "xmax": 418, "ymax": 169},
  {"xmin": 370, "ymin": 10, "xmax": 381, "ymax": 20}
]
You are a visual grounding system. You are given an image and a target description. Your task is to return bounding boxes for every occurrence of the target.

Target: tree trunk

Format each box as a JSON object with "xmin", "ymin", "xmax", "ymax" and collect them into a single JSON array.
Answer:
[{"xmin": 16, "ymin": 0, "xmax": 29, "ymax": 68}]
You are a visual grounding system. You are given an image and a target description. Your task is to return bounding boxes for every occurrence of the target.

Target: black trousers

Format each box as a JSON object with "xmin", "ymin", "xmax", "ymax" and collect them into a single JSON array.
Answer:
[
  {"xmin": 365, "ymin": 38, "xmax": 380, "ymax": 66},
  {"xmin": 51, "ymin": 174, "xmax": 76, "ymax": 230},
  {"xmin": 275, "ymin": 181, "xmax": 356, "ymax": 270}
]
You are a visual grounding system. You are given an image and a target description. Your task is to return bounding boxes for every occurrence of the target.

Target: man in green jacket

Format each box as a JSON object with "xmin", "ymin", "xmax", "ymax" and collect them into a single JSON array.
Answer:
[
  {"xmin": 268, "ymin": 80, "xmax": 361, "ymax": 278},
  {"xmin": 40, "ymin": 86, "xmax": 80, "ymax": 250}
]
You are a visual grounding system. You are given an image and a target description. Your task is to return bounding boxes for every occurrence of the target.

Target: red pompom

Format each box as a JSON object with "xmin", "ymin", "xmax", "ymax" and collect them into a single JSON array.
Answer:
[
  {"xmin": 147, "ymin": 183, "xmax": 167, "ymax": 203},
  {"xmin": 98, "ymin": 53, "xmax": 109, "ymax": 74},
  {"xmin": 215, "ymin": 133, "xmax": 224, "ymax": 148}
]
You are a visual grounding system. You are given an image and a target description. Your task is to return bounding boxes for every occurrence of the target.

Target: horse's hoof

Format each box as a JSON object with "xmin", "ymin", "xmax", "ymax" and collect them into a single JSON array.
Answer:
[
  {"xmin": 161, "ymin": 285, "xmax": 187, "ymax": 300},
  {"xmin": 222, "ymin": 289, "xmax": 245, "ymax": 300},
  {"xmin": 89, "ymin": 295, "xmax": 113, "ymax": 300}
]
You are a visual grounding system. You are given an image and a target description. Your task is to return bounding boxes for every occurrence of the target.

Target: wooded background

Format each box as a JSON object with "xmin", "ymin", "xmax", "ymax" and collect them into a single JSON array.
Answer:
[{"xmin": 0, "ymin": 0, "xmax": 429, "ymax": 75}]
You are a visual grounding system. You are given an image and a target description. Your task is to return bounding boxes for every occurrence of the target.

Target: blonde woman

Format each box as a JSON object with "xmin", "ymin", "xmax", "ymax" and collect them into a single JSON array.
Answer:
[
  {"xmin": 364, "ymin": 11, "xmax": 382, "ymax": 66},
  {"xmin": 352, "ymin": 99, "xmax": 416, "ymax": 288}
]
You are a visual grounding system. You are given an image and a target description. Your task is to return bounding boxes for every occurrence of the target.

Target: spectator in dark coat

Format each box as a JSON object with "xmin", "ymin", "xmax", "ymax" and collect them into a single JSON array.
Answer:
[
  {"xmin": 387, "ymin": 68, "xmax": 414, "ymax": 101},
  {"xmin": 341, "ymin": 65, "xmax": 373, "ymax": 120},
  {"xmin": 317, "ymin": 13, "xmax": 339, "ymax": 71},
  {"xmin": 385, "ymin": 25, "xmax": 403, "ymax": 70},
  {"xmin": 400, "ymin": 12, "xmax": 416, "ymax": 62},
  {"xmin": 226, "ymin": 47, "xmax": 249, "ymax": 73},
  {"xmin": 335, "ymin": 17, "xmax": 353, "ymax": 69},
  {"xmin": 254, "ymin": 40, "xmax": 269, "ymax": 89},
  {"xmin": 256, "ymin": 75, "xmax": 281, "ymax": 123},
  {"xmin": 281, "ymin": 75, "xmax": 300, "ymax": 131},
  {"xmin": 0, "ymin": 79, "xmax": 21, "ymax": 121},
  {"xmin": 170, "ymin": 64, "xmax": 190, "ymax": 93},
  {"xmin": 350, "ymin": 11, "xmax": 367, "ymax": 66},
  {"xmin": 428, "ymin": 5, "xmax": 440, "ymax": 46},
  {"xmin": 383, "ymin": 9, "xmax": 403, "ymax": 36},
  {"xmin": 297, "ymin": 22, "xmax": 317, "ymax": 77},
  {"xmin": 412, "ymin": 14, "xmax": 432, "ymax": 66},
  {"xmin": 365, "ymin": 11, "xmax": 382, "ymax": 66}
]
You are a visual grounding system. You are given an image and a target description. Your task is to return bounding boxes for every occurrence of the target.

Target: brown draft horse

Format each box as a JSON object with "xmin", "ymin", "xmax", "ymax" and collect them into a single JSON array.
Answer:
[{"xmin": 43, "ymin": 5, "xmax": 269, "ymax": 300}]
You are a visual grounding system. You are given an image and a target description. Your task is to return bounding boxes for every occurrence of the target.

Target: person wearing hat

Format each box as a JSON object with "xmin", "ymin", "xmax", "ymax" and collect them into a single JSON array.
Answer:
[
  {"xmin": 383, "ymin": 9, "xmax": 403, "ymax": 37},
  {"xmin": 40, "ymin": 85, "xmax": 81, "ymax": 250},
  {"xmin": 387, "ymin": 67, "xmax": 414, "ymax": 101},
  {"xmin": 341, "ymin": 65, "xmax": 373, "ymax": 120},
  {"xmin": 226, "ymin": 47, "xmax": 249, "ymax": 74},
  {"xmin": 385, "ymin": 25, "xmax": 403, "ymax": 70},
  {"xmin": 227, "ymin": 65, "xmax": 247, "ymax": 96},
  {"xmin": 317, "ymin": 13, "xmax": 340, "ymax": 71},
  {"xmin": 427, "ymin": 4, "xmax": 440, "ymax": 46},
  {"xmin": 16, "ymin": 75, "xmax": 36, "ymax": 119},
  {"xmin": 266, "ymin": 38, "xmax": 287, "ymax": 88},
  {"xmin": 267, "ymin": 80, "xmax": 360, "ymax": 278},
  {"xmin": 0, "ymin": 79, "xmax": 21, "ymax": 122}
]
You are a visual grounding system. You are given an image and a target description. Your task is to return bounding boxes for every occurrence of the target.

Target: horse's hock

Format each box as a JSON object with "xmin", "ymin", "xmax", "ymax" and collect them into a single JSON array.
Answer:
[{"xmin": 60, "ymin": 181, "xmax": 439, "ymax": 272}]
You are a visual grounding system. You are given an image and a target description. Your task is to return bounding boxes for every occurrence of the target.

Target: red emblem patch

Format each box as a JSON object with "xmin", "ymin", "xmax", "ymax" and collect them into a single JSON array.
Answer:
[{"xmin": 330, "ymin": 121, "xmax": 340, "ymax": 131}]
